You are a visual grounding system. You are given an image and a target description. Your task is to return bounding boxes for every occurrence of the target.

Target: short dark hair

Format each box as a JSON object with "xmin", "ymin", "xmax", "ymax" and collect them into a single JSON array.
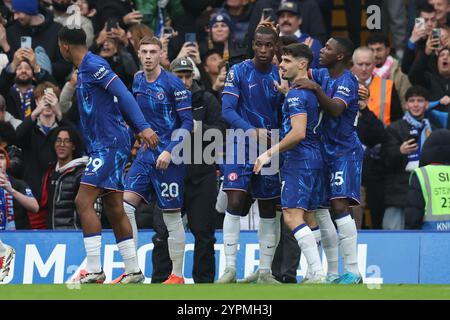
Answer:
[
  {"xmin": 282, "ymin": 43, "xmax": 313, "ymax": 67},
  {"xmin": 333, "ymin": 37, "xmax": 355, "ymax": 61},
  {"xmin": 58, "ymin": 26, "xmax": 87, "ymax": 46},
  {"xmin": 52, "ymin": 126, "xmax": 84, "ymax": 159},
  {"xmin": 405, "ymin": 85, "xmax": 429, "ymax": 101},
  {"xmin": 366, "ymin": 32, "xmax": 390, "ymax": 47},
  {"xmin": 417, "ymin": 3, "xmax": 435, "ymax": 17}
]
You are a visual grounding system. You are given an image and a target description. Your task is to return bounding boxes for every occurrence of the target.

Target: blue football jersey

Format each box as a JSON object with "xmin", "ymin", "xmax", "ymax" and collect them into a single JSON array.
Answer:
[
  {"xmin": 76, "ymin": 51, "xmax": 131, "ymax": 153},
  {"xmin": 223, "ymin": 59, "xmax": 284, "ymax": 131},
  {"xmin": 311, "ymin": 68, "xmax": 362, "ymax": 159},
  {"xmin": 132, "ymin": 69, "xmax": 192, "ymax": 163},
  {"xmin": 281, "ymin": 88, "xmax": 322, "ymax": 168}
]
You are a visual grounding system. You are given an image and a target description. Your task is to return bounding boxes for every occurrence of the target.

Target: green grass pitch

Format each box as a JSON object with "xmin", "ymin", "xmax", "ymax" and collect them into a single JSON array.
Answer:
[{"xmin": 1, "ymin": 284, "xmax": 450, "ymax": 300}]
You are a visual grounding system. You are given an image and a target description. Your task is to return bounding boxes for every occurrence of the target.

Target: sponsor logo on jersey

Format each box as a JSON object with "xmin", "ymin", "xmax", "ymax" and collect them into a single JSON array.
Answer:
[
  {"xmin": 93, "ymin": 66, "xmax": 108, "ymax": 80},
  {"xmin": 336, "ymin": 85, "xmax": 350, "ymax": 96}
]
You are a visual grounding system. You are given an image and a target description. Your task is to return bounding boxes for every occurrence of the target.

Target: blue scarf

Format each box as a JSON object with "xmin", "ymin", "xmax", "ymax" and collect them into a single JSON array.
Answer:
[
  {"xmin": 403, "ymin": 111, "xmax": 432, "ymax": 171},
  {"xmin": 14, "ymin": 85, "xmax": 34, "ymax": 119},
  {"xmin": 0, "ymin": 185, "xmax": 15, "ymax": 230}
]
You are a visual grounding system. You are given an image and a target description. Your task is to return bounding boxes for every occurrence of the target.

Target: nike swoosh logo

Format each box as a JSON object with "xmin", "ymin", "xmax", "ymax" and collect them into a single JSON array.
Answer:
[
  {"xmin": 226, "ymin": 243, "xmax": 236, "ymax": 246},
  {"xmin": 249, "ymin": 84, "xmax": 257, "ymax": 89},
  {"xmin": 267, "ymin": 246, "xmax": 275, "ymax": 249}
]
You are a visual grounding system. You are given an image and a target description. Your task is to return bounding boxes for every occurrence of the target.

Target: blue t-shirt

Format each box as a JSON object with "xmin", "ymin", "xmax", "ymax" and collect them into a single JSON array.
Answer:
[
  {"xmin": 281, "ymin": 88, "xmax": 322, "ymax": 168},
  {"xmin": 133, "ymin": 70, "xmax": 192, "ymax": 164},
  {"xmin": 311, "ymin": 68, "xmax": 362, "ymax": 160},
  {"xmin": 76, "ymin": 51, "xmax": 131, "ymax": 153},
  {"xmin": 222, "ymin": 59, "xmax": 284, "ymax": 131}
]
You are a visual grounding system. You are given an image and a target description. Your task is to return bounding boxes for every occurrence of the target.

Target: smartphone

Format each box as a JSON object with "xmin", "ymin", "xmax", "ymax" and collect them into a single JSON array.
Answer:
[
  {"xmin": 432, "ymin": 28, "xmax": 441, "ymax": 48},
  {"xmin": 44, "ymin": 87, "xmax": 54, "ymax": 95},
  {"xmin": 185, "ymin": 33, "xmax": 196, "ymax": 44},
  {"xmin": 106, "ymin": 18, "xmax": 119, "ymax": 32},
  {"xmin": 415, "ymin": 17, "xmax": 425, "ymax": 30},
  {"xmin": 432, "ymin": 28, "xmax": 441, "ymax": 40},
  {"xmin": 20, "ymin": 36, "xmax": 32, "ymax": 49},
  {"xmin": 262, "ymin": 8, "xmax": 273, "ymax": 20},
  {"xmin": 162, "ymin": 27, "xmax": 173, "ymax": 37},
  {"xmin": 407, "ymin": 133, "xmax": 419, "ymax": 144}
]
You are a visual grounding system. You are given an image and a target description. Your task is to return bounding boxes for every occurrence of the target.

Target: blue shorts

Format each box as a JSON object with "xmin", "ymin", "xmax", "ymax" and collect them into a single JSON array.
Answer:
[
  {"xmin": 125, "ymin": 159, "xmax": 185, "ymax": 210},
  {"xmin": 222, "ymin": 163, "xmax": 280, "ymax": 200},
  {"xmin": 81, "ymin": 147, "xmax": 129, "ymax": 191},
  {"xmin": 281, "ymin": 167, "xmax": 323, "ymax": 211},
  {"xmin": 322, "ymin": 159, "xmax": 362, "ymax": 207}
]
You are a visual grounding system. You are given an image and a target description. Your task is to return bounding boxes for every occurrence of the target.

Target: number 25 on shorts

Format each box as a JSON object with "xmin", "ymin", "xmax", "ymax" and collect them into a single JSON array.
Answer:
[{"xmin": 330, "ymin": 171, "xmax": 344, "ymax": 186}]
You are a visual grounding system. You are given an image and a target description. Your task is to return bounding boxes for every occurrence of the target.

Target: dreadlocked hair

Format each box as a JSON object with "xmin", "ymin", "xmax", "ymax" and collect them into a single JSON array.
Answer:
[{"xmin": 255, "ymin": 22, "xmax": 279, "ymax": 43}]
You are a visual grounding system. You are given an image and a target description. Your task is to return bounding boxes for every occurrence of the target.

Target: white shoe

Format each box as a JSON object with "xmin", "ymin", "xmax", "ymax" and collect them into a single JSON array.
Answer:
[
  {"xmin": 75, "ymin": 269, "xmax": 106, "ymax": 284},
  {"xmin": 237, "ymin": 269, "xmax": 259, "ymax": 283},
  {"xmin": 257, "ymin": 271, "xmax": 281, "ymax": 284},
  {"xmin": 0, "ymin": 245, "xmax": 15, "ymax": 282},
  {"xmin": 301, "ymin": 272, "xmax": 326, "ymax": 284},
  {"xmin": 216, "ymin": 267, "xmax": 236, "ymax": 284},
  {"xmin": 112, "ymin": 271, "xmax": 145, "ymax": 284}
]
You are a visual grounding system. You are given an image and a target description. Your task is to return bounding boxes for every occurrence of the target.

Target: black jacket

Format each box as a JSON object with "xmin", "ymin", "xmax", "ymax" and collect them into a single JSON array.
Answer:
[
  {"xmin": 185, "ymin": 81, "xmax": 227, "ymax": 183},
  {"xmin": 47, "ymin": 158, "xmax": 87, "ymax": 229},
  {"xmin": 356, "ymin": 106, "xmax": 388, "ymax": 183},
  {"xmin": 15, "ymin": 116, "xmax": 71, "ymax": 201},
  {"xmin": 7, "ymin": 176, "xmax": 32, "ymax": 229},
  {"xmin": 381, "ymin": 119, "xmax": 434, "ymax": 207},
  {"xmin": 5, "ymin": 8, "xmax": 72, "ymax": 85}
]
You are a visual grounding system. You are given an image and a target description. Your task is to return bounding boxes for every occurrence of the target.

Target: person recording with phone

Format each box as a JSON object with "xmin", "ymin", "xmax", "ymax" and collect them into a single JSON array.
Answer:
[
  {"xmin": 3, "ymin": 0, "xmax": 72, "ymax": 86},
  {"xmin": 408, "ymin": 27, "xmax": 450, "ymax": 129},
  {"xmin": 402, "ymin": 3, "xmax": 438, "ymax": 74},
  {"xmin": 0, "ymin": 46, "xmax": 55, "ymax": 122},
  {"xmin": 91, "ymin": 21, "xmax": 138, "ymax": 89},
  {"xmin": 381, "ymin": 86, "xmax": 435, "ymax": 230},
  {"xmin": 15, "ymin": 82, "xmax": 72, "ymax": 229}
]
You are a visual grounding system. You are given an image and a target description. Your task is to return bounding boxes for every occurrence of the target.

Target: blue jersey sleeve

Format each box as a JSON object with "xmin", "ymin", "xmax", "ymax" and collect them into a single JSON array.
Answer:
[
  {"xmin": 107, "ymin": 75, "xmax": 150, "ymax": 134},
  {"xmin": 310, "ymin": 68, "xmax": 326, "ymax": 85},
  {"xmin": 222, "ymin": 64, "xmax": 240, "ymax": 98},
  {"xmin": 332, "ymin": 73, "xmax": 358, "ymax": 108},
  {"xmin": 221, "ymin": 64, "xmax": 255, "ymax": 131},
  {"xmin": 87, "ymin": 60, "xmax": 118, "ymax": 90},
  {"xmin": 286, "ymin": 90, "xmax": 307, "ymax": 118}
]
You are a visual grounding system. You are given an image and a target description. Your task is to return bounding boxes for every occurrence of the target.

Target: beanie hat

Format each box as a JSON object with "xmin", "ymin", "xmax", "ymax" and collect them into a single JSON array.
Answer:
[
  {"xmin": 12, "ymin": 0, "xmax": 39, "ymax": 16},
  {"xmin": 209, "ymin": 13, "xmax": 234, "ymax": 32}
]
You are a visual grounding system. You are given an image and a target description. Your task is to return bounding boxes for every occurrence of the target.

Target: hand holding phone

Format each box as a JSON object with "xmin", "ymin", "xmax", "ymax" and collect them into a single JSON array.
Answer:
[
  {"xmin": 21, "ymin": 36, "xmax": 32, "ymax": 49},
  {"xmin": 262, "ymin": 8, "xmax": 273, "ymax": 21},
  {"xmin": 107, "ymin": 18, "xmax": 119, "ymax": 32},
  {"xmin": 185, "ymin": 33, "xmax": 196, "ymax": 45},
  {"xmin": 415, "ymin": 17, "xmax": 425, "ymax": 31}
]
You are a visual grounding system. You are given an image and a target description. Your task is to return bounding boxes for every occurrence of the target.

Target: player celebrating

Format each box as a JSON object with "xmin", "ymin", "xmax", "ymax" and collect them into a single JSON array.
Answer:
[
  {"xmin": 296, "ymin": 37, "xmax": 363, "ymax": 284},
  {"xmin": 122, "ymin": 37, "xmax": 193, "ymax": 284},
  {"xmin": 254, "ymin": 43, "xmax": 326, "ymax": 283},
  {"xmin": 58, "ymin": 26, "xmax": 158, "ymax": 284},
  {"xmin": 218, "ymin": 24, "xmax": 284, "ymax": 284}
]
